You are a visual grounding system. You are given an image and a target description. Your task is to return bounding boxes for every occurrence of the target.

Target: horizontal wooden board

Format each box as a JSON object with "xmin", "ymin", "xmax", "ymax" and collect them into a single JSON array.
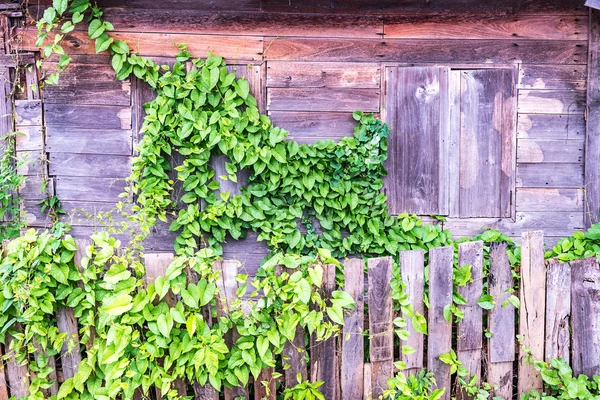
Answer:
[
  {"xmin": 22, "ymin": 200, "xmax": 52, "ymax": 228},
  {"xmin": 263, "ymin": 38, "xmax": 587, "ymax": 64},
  {"xmin": 16, "ymin": 151, "xmax": 44, "ymax": 176},
  {"xmin": 59, "ymin": 200, "xmax": 129, "ymax": 227},
  {"xmin": 516, "ymin": 188, "xmax": 584, "ymax": 212},
  {"xmin": 518, "ymin": 90, "xmax": 586, "ymax": 114},
  {"xmin": 55, "ymin": 176, "xmax": 127, "ymax": 202},
  {"xmin": 66, "ymin": 225, "xmax": 130, "ymax": 244},
  {"xmin": 43, "ymin": 80, "xmax": 131, "ymax": 106},
  {"xmin": 19, "ymin": 175, "xmax": 53, "ymax": 201},
  {"xmin": 384, "ymin": 15, "xmax": 586, "ymax": 40},
  {"xmin": 268, "ymin": 111, "xmax": 357, "ymax": 141},
  {"xmin": 14, "ymin": 100, "xmax": 42, "ymax": 126},
  {"xmin": 267, "ymin": 87, "xmax": 380, "ymax": 112},
  {"xmin": 46, "ymin": 128, "xmax": 133, "ymax": 155},
  {"xmin": 49, "ymin": 153, "xmax": 132, "ymax": 178},
  {"xmin": 517, "ymin": 139, "xmax": 584, "ymax": 163},
  {"xmin": 44, "ymin": 104, "xmax": 132, "ymax": 129},
  {"xmin": 519, "ymin": 64, "xmax": 586, "ymax": 90},
  {"xmin": 42, "ymin": 62, "xmax": 120, "ymax": 82},
  {"xmin": 444, "ymin": 212, "xmax": 584, "ymax": 238},
  {"xmin": 266, "ymin": 61, "xmax": 380, "ymax": 88},
  {"xmin": 517, "ymin": 114, "xmax": 585, "ymax": 140},
  {"xmin": 516, "ymin": 163, "xmax": 583, "ymax": 188},
  {"xmin": 15, "ymin": 125, "xmax": 42, "ymax": 151}
]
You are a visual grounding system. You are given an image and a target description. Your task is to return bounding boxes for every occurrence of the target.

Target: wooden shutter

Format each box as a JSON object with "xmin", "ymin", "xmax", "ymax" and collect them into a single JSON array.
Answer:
[
  {"xmin": 453, "ymin": 69, "xmax": 516, "ymax": 218},
  {"xmin": 383, "ymin": 66, "xmax": 450, "ymax": 215}
]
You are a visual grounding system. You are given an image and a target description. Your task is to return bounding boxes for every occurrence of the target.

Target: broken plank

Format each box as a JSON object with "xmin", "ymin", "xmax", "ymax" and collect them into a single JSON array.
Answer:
[
  {"xmin": 545, "ymin": 260, "xmax": 571, "ymax": 363},
  {"xmin": 341, "ymin": 259, "xmax": 364, "ymax": 400}
]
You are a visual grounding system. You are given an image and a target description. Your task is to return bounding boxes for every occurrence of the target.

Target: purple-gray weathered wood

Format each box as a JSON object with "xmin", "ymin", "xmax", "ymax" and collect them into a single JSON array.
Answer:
[
  {"xmin": 517, "ymin": 139, "xmax": 584, "ymax": 164},
  {"xmin": 49, "ymin": 153, "xmax": 132, "ymax": 178},
  {"xmin": 399, "ymin": 250, "xmax": 425, "ymax": 374},
  {"xmin": 341, "ymin": 259, "xmax": 364, "ymax": 400},
  {"xmin": 268, "ymin": 111, "xmax": 356, "ymax": 143},
  {"xmin": 46, "ymin": 128, "xmax": 133, "ymax": 155},
  {"xmin": 517, "ymin": 163, "xmax": 584, "ymax": 188},
  {"xmin": 44, "ymin": 104, "xmax": 131, "ymax": 129},
  {"xmin": 518, "ymin": 89, "xmax": 586, "ymax": 114},
  {"xmin": 427, "ymin": 246, "xmax": 453, "ymax": 400},
  {"xmin": 14, "ymin": 99, "xmax": 41, "ymax": 126},
  {"xmin": 545, "ymin": 260, "xmax": 571, "ymax": 363},
  {"xmin": 517, "ymin": 114, "xmax": 585, "ymax": 140},
  {"xmin": 55, "ymin": 176, "xmax": 127, "ymax": 202},
  {"xmin": 586, "ymin": 8, "xmax": 600, "ymax": 227}
]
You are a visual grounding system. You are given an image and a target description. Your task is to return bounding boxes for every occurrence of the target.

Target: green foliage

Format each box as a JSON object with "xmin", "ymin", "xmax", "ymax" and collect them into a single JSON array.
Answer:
[
  {"xmin": 384, "ymin": 370, "xmax": 445, "ymax": 400},
  {"xmin": 439, "ymin": 350, "xmax": 498, "ymax": 400},
  {"xmin": 283, "ymin": 378, "xmax": 325, "ymax": 400},
  {"xmin": 522, "ymin": 358, "xmax": 600, "ymax": 400},
  {"xmin": 0, "ymin": 133, "xmax": 27, "ymax": 241},
  {"xmin": 546, "ymin": 227, "xmax": 600, "ymax": 262}
]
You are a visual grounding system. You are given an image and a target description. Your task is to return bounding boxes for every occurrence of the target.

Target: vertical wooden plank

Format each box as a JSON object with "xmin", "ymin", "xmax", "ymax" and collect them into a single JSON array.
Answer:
[
  {"xmin": 368, "ymin": 256, "xmax": 393, "ymax": 398},
  {"xmin": 363, "ymin": 363, "xmax": 372, "ymax": 400},
  {"xmin": 518, "ymin": 231, "xmax": 546, "ymax": 394},
  {"xmin": 500, "ymin": 68, "xmax": 517, "ymax": 219},
  {"xmin": 310, "ymin": 263, "xmax": 338, "ymax": 399},
  {"xmin": 571, "ymin": 257, "xmax": 600, "ymax": 376},
  {"xmin": 456, "ymin": 241, "xmax": 483, "ymax": 388},
  {"xmin": 399, "ymin": 250, "xmax": 425, "ymax": 375},
  {"xmin": 56, "ymin": 305, "xmax": 82, "ymax": 379},
  {"xmin": 341, "ymin": 259, "xmax": 364, "ymax": 400},
  {"xmin": 487, "ymin": 242, "xmax": 515, "ymax": 400},
  {"xmin": 545, "ymin": 260, "xmax": 571, "ymax": 363},
  {"xmin": 427, "ymin": 246, "xmax": 453, "ymax": 400},
  {"xmin": 254, "ymin": 368, "xmax": 276, "ymax": 400},
  {"xmin": 383, "ymin": 67, "xmax": 448, "ymax": 215},
  {"xmin": 447, "ymin": 70, "xmax": 461, "ymax": 217},
  {"xmin": 5, "ymin": 331, "xmax": 29, "ymax": 398},
  {"xmin": 585, "ymin": 9, "xmax": 600, "ymax": 227},
  {"xmin": 0, "ymin": 346, "xmax": 8, "ymax": 400}
]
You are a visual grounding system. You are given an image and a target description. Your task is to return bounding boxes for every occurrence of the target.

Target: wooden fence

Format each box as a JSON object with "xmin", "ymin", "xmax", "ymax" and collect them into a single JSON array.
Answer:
[{"xmin": 1, "ymin": 230, "xmax": 599, "ymax": 399}]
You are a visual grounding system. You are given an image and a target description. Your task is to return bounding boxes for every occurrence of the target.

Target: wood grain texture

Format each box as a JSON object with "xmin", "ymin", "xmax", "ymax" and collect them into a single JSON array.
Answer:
[
  {"xmin": 5, "ymin": 332, "xmax": 29, "ymax": 398},
  {"xmin": 14, "ymin": 99, "xmax": 42, "ymax": 126},
  {"xmin": 18, "ymin": 175, "xmax": 53, "ymax": 201},
  {"xmin": 545, "ymin": 260, "xmax": 571, "ymax": 363},
  {"xmin": 55, "ymin": 176, "xmax": 127, "ymax": 202},
  {"xmin": 518, "ymin": 89, "xmax": 586, "ymax": 114},
  {"xmin": 267, "ymin": 61, "xmax": 380, "ymax": 88},
  {"xmin": 399, "ymin": 250, "xmax": 425, "ymax": 374},
  {"xmin": 516, "ymin": 188, "xmax": 584, "ymax": 212},
  {"xmin": 263, "ymin": 38, "xmax": 587, "ymax": 64},
  {"xmin": 268, "ymin": 111, "xmax": 356, "ymax": 143},
  {"xmin": 49, "ymin": 153, "xmax": 132, "ymax": 178},
  {"xmin": 383, "ymin": 66, "xmax": 446, "ymax": 215},
  {"xmin": 341, "ymin": 259, "xmax": 364, "ymax": 400},
  {"xmin": 43, "ymin": 80, "xmax": 131, "ymax": 106},
  {"xmin": 46, "ymin": 128, "xmax": 133, "ymax": 155},
  {"xmin": 516, "ymin": 163, "xmax": 583, "ymax": 188},
  {"xmin": 44, "ymin": 104, "xmax": 132, "ymax": 129},
  {"xmin": 571, "ymin": 257, "xmax": 600, "ymax": 376},
  {"xmin": 456, "ymin": 241, "xmax": 483, "ymax": 386},
  {"xmin": 487, "ymin": 242, "xmax": 515, "ymax": 400},
  {"xmin": 384, "ymin": 15, "xmax": 586, "ymax": 40},
  {"xmin": 517, "ymin": 139, "xmax": 584, "ymax": 163},
  {"xmin": 56, "ymin": 307, "xmax": 83, "ymax": 380},
  {"xmin": 267, "ymin": 87, "xmax": 380, "ymax": 112},
  {"xmin": 363, "ymin": 363, "xmax": 372, "ymax": 400},
  {"xmin": 517, "ymin": 114, "xmax": 585, "ymax": 140},
  {"xmin": 518, "ymin": 231, "xmax": 545, "ymax": 393},
  {"xmin": 519, "ymin": 64, "xmax": 586, "ymax": 90},
  {"xmin": 368, "ymin": 256, "xmax": 393, "ymax": 398},
  {"xmin": 15, "ymin": 125, "xmax": 43, "ymax": 151},
  {"xmin": 0, "ymin": 345, "xmax": 9, "ymax": 400},
  {"xmin": 586, "ymin": 9, "xmax": 600, "ymax": 227},
  {"xmin": 254, "ymin": 369, "xmax": 276, "ymax": 400}
]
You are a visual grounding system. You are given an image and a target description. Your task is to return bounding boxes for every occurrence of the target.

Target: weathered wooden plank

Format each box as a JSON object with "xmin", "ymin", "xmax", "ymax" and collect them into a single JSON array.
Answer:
[
  {"xmin": 96, "ymin": 0, "xmax": 262, "ymax": 11},
  {"xmin": 267, "ymin": 87, "xmax": 380, "ymax": 112},
  {"xmin": 487, "ymin": 242, "xmax": 515, "ymax": 400},
  {"xmin": 43, "ymin": 80, "xmax": 131, "ymax": 106},
  {"xmin": 282, "ymin": 323, "xmax": 308, "ymax": 389},
  {"xmin": 384, "ymin": 15, "xmax": 586, "ymax": 40},
  {"xmin": 518, "ymin": 89, "xmax": 586, "ymax": 114},
  {"xmin": 49, "ymin": 153, "xmax": 132, "ymax": 178},
  {"xmin": 55, "ymin": 176, "xmax": 127, "ymax": 202},
  {"xmin": 457, "ymin": 241, "xmax": 483, "ymax": 386},
  {"xmin": 571, "ymin": 257, "xmax": 600, "ymax": 376},
  {"xmin": 517, "ymin": 114, "xmax": 585, "ymax": 140},
  {"xmin": 519, "ymin": 64, "xmax": 586, "ymax": 90},
  {"xmin": 5, "ymin": 332, "xmax": 29, "ymax": 398},
  {"xmin": 0, "ymin": 346, "xmax": 9, "ymax": 400},
  {"xmin": 586, "ymin": 9, "xmax": 600, "ymax": 227},
  {"xmin": 46, "ymin": 128, "xmax": 133, "ymax": 155},
  {"xmin": 19, "ymin": 175, "xmax": 53, "ymax": 201},
  {"xmin": 310, "ymin": 263, "xmax": 338, "ymax": 399},
  {"xmin": 15, "ymin": 125, "xmax": 42, "ymax": 151},
  {"xmin": 341, "ymin": 259, "xmax": 364, "ymax": 400},
  {"xmin": 516, "ymin": 188, "xmax": 584, "ymax": 212},
  {"xmin": 545, "ymin": 260, "xmax": 571, "ymax": 363},
  {"xmin": 45, "ymin": 104, "xmax": 132, "ymax": 129},
  {"xmin": 383, "ymin": 66, "xmax": 446, "ymax": 215},
  {"xmin": 254, "ymin": 369, "xmax": 276, "ymax": 400},
  {"xmin": 268, "ymin": 111, "xmax": 356, "ymax": 142},
  {"xmin": 14, "ymin": 99, "xmax": 42, "ymax": 126},
  {"xmin": 517, "ymin": 139, "xmax": 584, "ymax": 163},
  {"xmin": 427, "ymin": 246, "xmax": 453, "ymax": 400},
  {"xmin": 263, "ymin": 38, "xmax": 587, "ymax": 64},
  {"xmin": 518, "ymin": 231, "xmax": 545, "ymax": 393},
  {"xmin": 399, "ymin": 250, "xmax": 425, "ymax": 374},
  {"xmin": 267, "ymin": 61, "xmax": 380, "ymax": 88},
  {"xmin": 57, "ymin": 200, "xmax": 127, "ymax": 227},
  {"xmin": 368, "ymin": 256, "xmax": 393, "ymax": 398},
  {"xmin": 42, "ymin": 61, "xmax": 120, "ymax": 82},
  {"xmin": 517, "ymin": 163, "xmax": 583, "ymax": 188},
  {"xmin": 16, "ymin": 150, "xmax": 44, "ymax": 176}
]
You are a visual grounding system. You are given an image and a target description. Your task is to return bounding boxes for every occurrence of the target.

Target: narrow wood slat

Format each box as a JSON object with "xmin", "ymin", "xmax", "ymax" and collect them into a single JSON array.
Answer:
[
  {"xmin": 368, "ymin": 256, "xmax": 393, "ymax": 398},
  {"xmin": 517, "ymin": 114, "xmax": 585, "ymax": 140},
  {"xmin": 585, "ymin": 8, "xmax": 600, "ymax": 227},
  {"xmin": 363, "ymin": 363, "xmax": 372, "ymax": 400},
  {"xmin": 518, "ymin": 231, "xmax": 546, "ymax": 393},
  {"xmin": 310, "ymin": 263, "xmax": 338, "ymax": 399},
  {"xmin": 399, "ymin": 250, "xmax": 425, "ymax": 374},
  {"xmin": 341, "ymin": 259, "xmax": 364, "ymax": 400},
  {"xmin": 427, "ymin": 246, "xmax": 453, "ymax": 400},
  {"xmin": 571, "ymin": 257, "xmax": 600, "ymax": 376},
  {"xmin": 456, "ymin": 241, "xmax": 483, "ymax": 391},
  {"xmin": 545, "ymin": 260, "xmax": 571, "ymax": 363},
  {"xmin": 267, "ymin": 61, "xmax": 380, "ymax": 88},
  {"xmin": 487, "ymin": 242, "xmax": 515, "ymax": 400},
  {"xmin": 267, "ymin": 87, "xmax": 380, "ymax": 112}
]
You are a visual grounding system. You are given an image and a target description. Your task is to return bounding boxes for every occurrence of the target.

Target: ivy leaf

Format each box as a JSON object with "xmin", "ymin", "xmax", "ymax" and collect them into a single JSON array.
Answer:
[
  {"xmin": 236, "ymin": 79, "xmax": 250, "ymax": 100},
  {"xmin": 288, "ymin": 230, "xmax": 301, "ymax": 249},
  {"xmin": 88, "ymin": 19, "xmax": 104, "ymax": 39},
  {"xmin": 187, "ymin": 314, "xmax": 197, "ymax": 337},
  {"xmin": 412, "ymin": 312, "xmax": 427, "ymax": 334},
  {"xmin": 294, "ymin": 279, "xmax": 311, "ymax": 304},
  {"xmin": 111, "ymin": 40, "xmax": 130, "ymax": 55},
  {"xmin": 256, "ymin": 336, "xmax": 268, "ymax": 360},
  {"xmin": 326, "ymin": 305, "xmax": 345, "ymax": 325},
  {"xmin": 102, "ymin": 293, "xmax": 133, "ymax": 316},
  {"xmin": 53, "ymin": 0, "xmax": 68, "ymax": 15},
  {"xmin": 157, "ymin": 314, "xmax": 173, "ymax": 337},
  {"xmin": 95, "ymin": 33, "xmax": 114, "ymax": 53},
  {"xmin": 477, "ymin": 294, "xmax": 495, "ymax": 310},
  {"xmin": 209, "ymin": 67, "xmax": 219, "ymax": 90},
  {"xmin": 57, "ymin": 377, "xmax": 74, "ymax": 399}
]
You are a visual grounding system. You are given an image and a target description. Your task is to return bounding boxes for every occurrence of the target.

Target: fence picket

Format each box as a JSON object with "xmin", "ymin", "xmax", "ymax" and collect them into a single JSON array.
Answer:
[
  {"xmin": 487, "ymin": 242, "xmax": 515, "ymax": 400},
  {"xmin": 363, "ymin": 363, "xmax": 372, "ymax": 400},
  {"xmin": 5, "ymin": 330, "xmax": 29, "ymax": 398},
  {"xmin": 427, "ymin": 246, "xmax": 454, "ymax": 400},
  {"xmin": 368, "ymin": 256, "xmax": 394, "ymax": 398},
  {"xmin": 399, "ymin": 250, "xmax": 425, "ymax": 375},
  {"xmin": 571, "ymin": 257, "xmax": 600, "ymax": 376},
  {"xmin": 457, "ymin": 241, "xmax": 483, "ymax": 395},
  {"xmin": 341, "ymin": 259, "xmax": 365, "ymax": 400},
  {"xmin": 254, "ymin": 368, "xmax": 276, "ymax": 400},
  {"xmin": 518, "ymin": 231, "xmax": 546, "ymax": 393},
  {"xmin": 545, "ymin": 260, "xmax": 571, "ymax": 363}
]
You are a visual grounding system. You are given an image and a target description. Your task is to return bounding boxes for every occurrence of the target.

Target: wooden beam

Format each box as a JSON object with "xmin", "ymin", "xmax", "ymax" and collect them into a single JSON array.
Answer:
[
  {"xmin": 586, "ymin": 0, "xmax": 600, "ymax": 11},
  {"xmin": 586, "ymin": 8, "xmax": 600, "ymax": 227}
]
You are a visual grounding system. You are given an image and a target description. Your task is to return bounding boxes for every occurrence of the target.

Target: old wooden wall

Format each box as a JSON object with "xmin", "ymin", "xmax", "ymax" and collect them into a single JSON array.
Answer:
[{"xmin": 14, "ymin": 0, "xmax": 589, "ymax": 259}]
